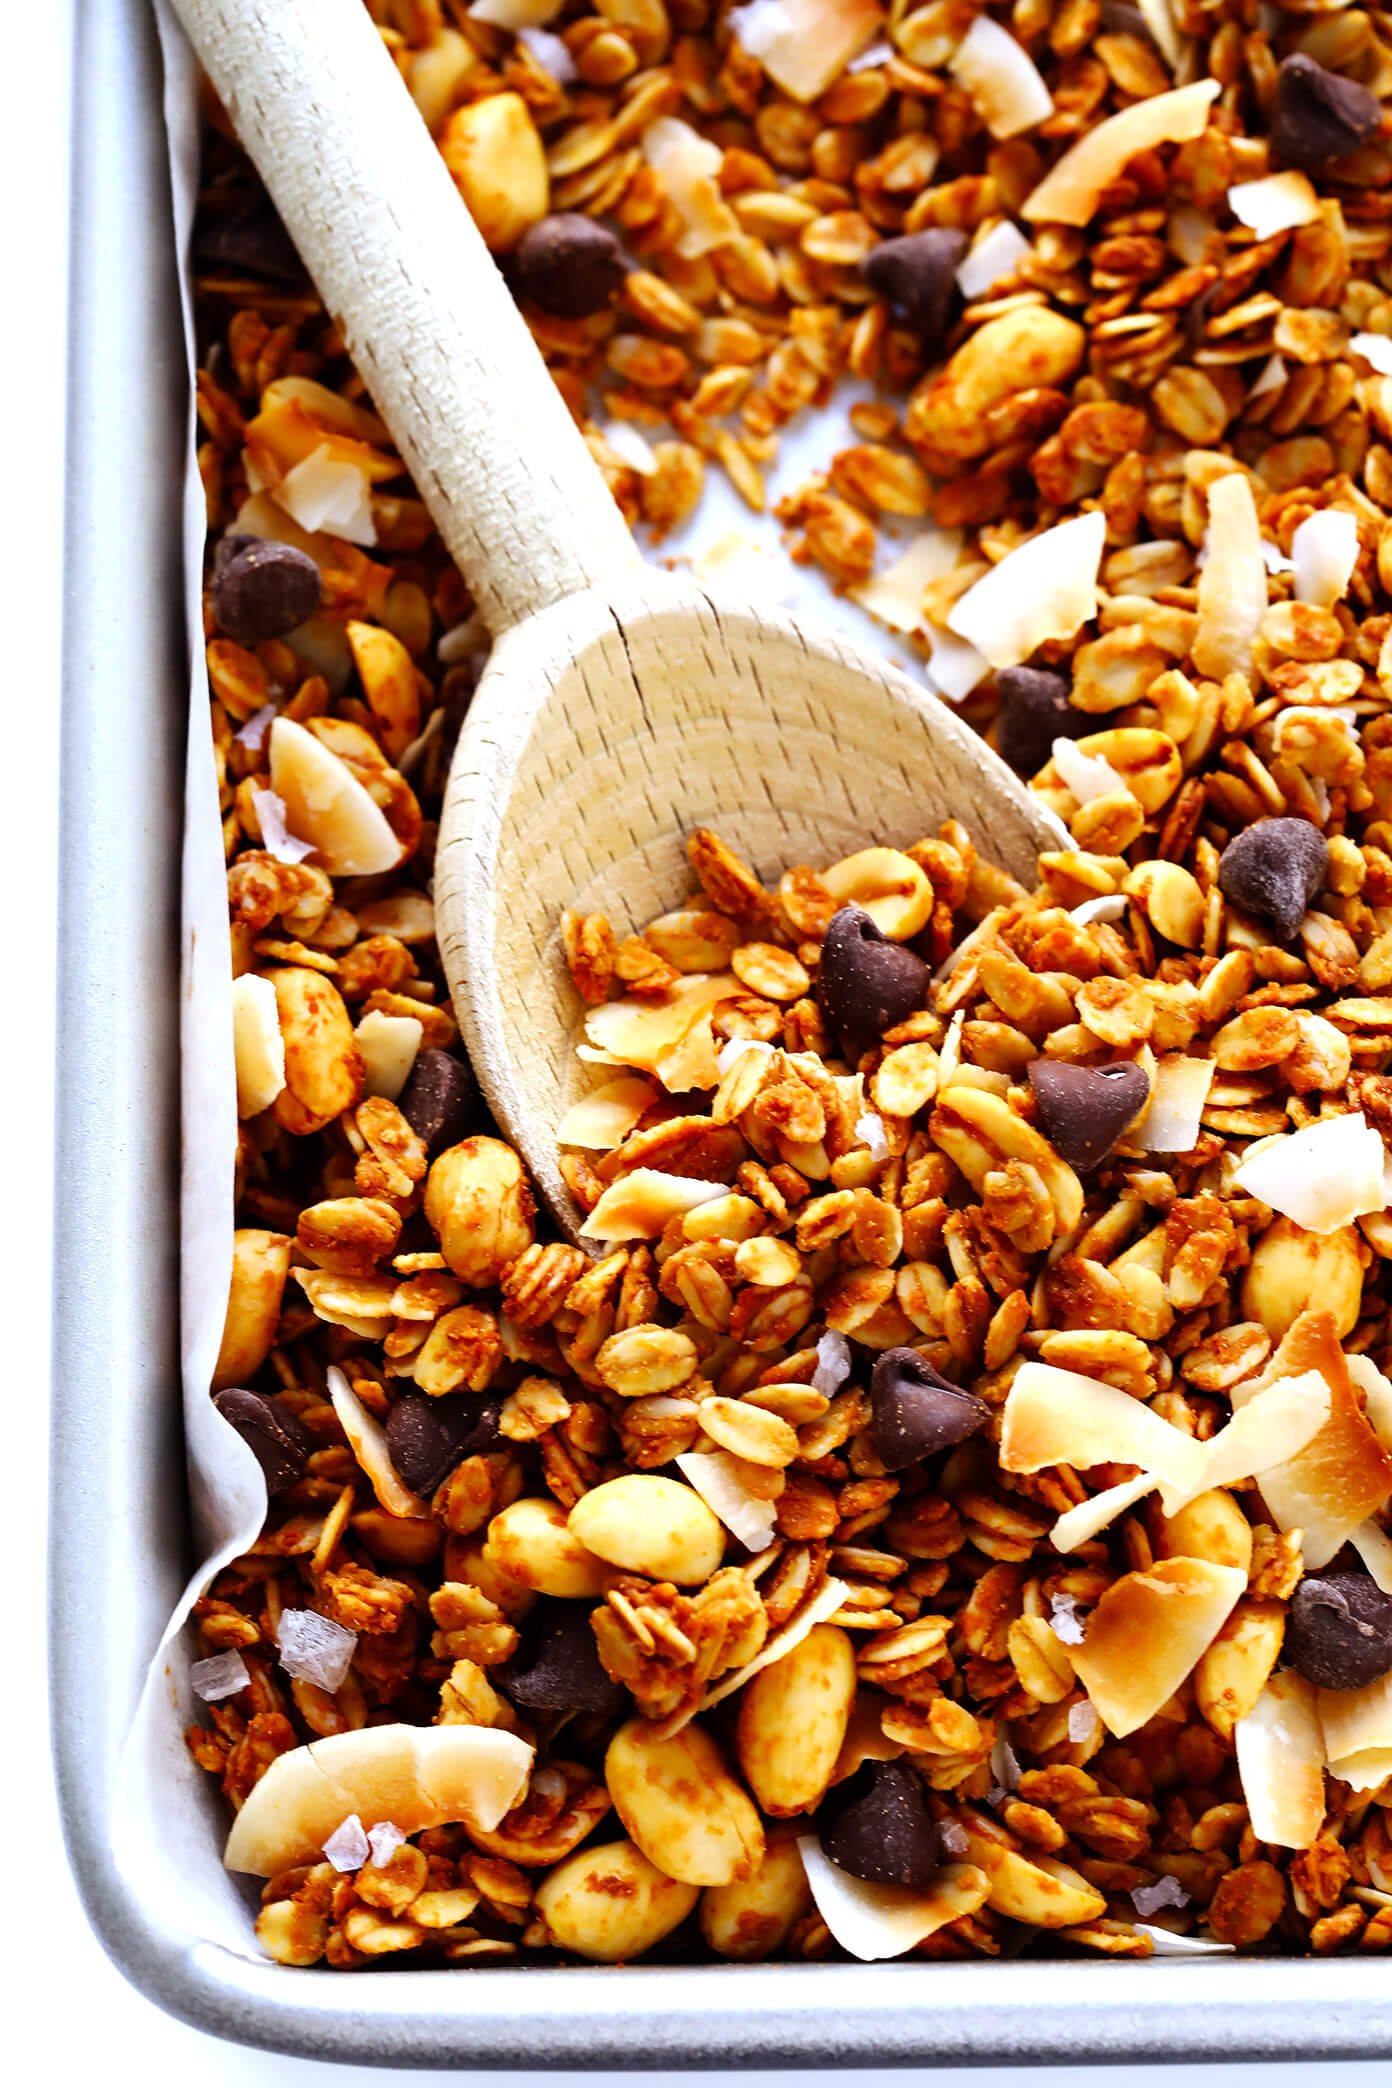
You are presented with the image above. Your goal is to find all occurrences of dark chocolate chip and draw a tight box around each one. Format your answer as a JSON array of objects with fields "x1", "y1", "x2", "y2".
[
  {"x1": 1217, "y1": 816, "x2": 1329, "y2": 941},
  {"x1": 1098, "y1": 2, "x2": 1154, "y2": 42},
  {"x1": 398, "y1": 1048, "x2": 479, "y2": 1157},
  {"x1": 513, "y1": 214, "x2": 629, "y2": 317},
  {"x1": 817, "y1": 905, "x2": 931, "y2": 1058},
  {"x1": 213, "y1": 1387, "x2": 312, "y2": 1494},
  {"x1": 502, "y1": 1599, "x2": 627, "y2": 1719},
  {"x1": 862, "y1": 229, "x2": 968, "y2": 354},
  {"x1": 1271, "y1": 54, "x2": 1380, "y2": 172},
  {"x1": 212, "y1": 539, "x2": 322, "y2": 645},
  {"x1": 820, "y1": 1760, "x2": 940, "y2": 1887},
  {"x1": 1285, "y1": 1567, "x2": 1392, "y2": 1692},
  {"x1": 870, "y1": 1348, "x2": 990, "y2": 1472},
  {"x1": 195, "y1": 194, "x2": 307, "y2": 285},
  {"x1": 994, "y1": 666, "x2": 1087, "y2": 777},
  {"x1": 385, "y1": 1391, "x2": 502, "y2": 1498},
  {"x1": 1028, "y1": 1058, "x2": 1151, "y2": 1172}
]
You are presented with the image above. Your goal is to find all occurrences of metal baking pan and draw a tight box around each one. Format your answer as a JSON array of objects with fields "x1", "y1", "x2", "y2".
[{"x1": 49, "y1": 0, "x2": 1392, "y2": 2063}]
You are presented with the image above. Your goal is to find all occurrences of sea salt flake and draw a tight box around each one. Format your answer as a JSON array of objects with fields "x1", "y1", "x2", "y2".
[
  {"x1": 367, "y1": 1820, "x2": 408, "y2": 1867},
  {"x1": 1049, "y1": 1594, "x2": 1085, "y2": 1645},
  {"x1": 813, "y1": 1328, "x2": 853, "y2": 1397},
  {"x1": 855, "y1": 1112, "x2": 890, "y2": 1163},
  {"x1": 1131, "y1": 1875, "x2": 1190, "y2": 1917},
  {"x1": 991, "y1": 1733, "x2": 1022, "y2": 1791},
  {"x1": 1068, "y1": 1699, "x2": 1100, "y2": 1743},
  {"x1": 277, "y1": 1609, "x2": 358, "y2": 1693},
  {"x1": 251, "y1": 787, "x2": 317, "y2": 866},
  {"x1": 939, "y1": 1820, "x2": 971, "y2": 1857},
  {"x1": 234, "y1": 703, "x2": 277, "y2": 752},
  {"x1": 1351, "y1": 331, "x2": 1392, "y2": 376},
  {"x1": 190, "y1": 1650, "x2": 250, "y2": 1703},
  {"x1": 323, "y1": 1813, "x2": 371, "y2": 1872},
  {"x1": 956, "y1": 220, "x2": 1033, "y2": 301},
  {"x1": 518, "y1": 23, "x2": 576, "y2": 79}
]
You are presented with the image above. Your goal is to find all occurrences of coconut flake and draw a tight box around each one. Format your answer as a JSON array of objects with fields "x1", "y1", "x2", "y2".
[
  {"x1": 797, "y1": 1842, "x2": 990, "y2": 1962},
  {"x1": 1002, "y1": 1361, "x2": 1207, "y2": 1496},
  {"x1": 275, "y1": 446, "x2": 376, "y2": 546},
  {"x1": 580, "y1": 1168, "x2": 727, "y2": 1242},
  {"x1": 956, "y1": 220, "x2": 1033, "y2": 300},
  {"x1": 1194, "y1": 472, "x2": 1266, "y2": 681},
  {"x1": 1250, "y1": 353, "x2": 1288, "y2": 401},
  {"x1": 1051, "y1": 736, "x2": 1129, "y2": 807},
  {"x1": 1351, "y1": 331, "x2": 1392, "y2": 376},
  {"x1": 642, "y1": 116, "x2": 739, "y2": 257},
  {"x1": 1071, "y1": 1559, "x2": 1247, "y2": 1737},
  {"x1": 1068, "y1": 1699, "x2": 1100, "y2": 1743},
  {"x1": 1232, "y1": 1111, "x2": 1386, "y2": 1234},
  {"x1": 251, "y1": 786, "x2": 317, "y2": 866},
  {"x1": 926, "y1": 622, "x2": 992, "y2": 702},
  {"x1": 1349, "y1": 1353, "x2": 1392, "y2": 1455},
  {"x1": 584, "y1": 972, "x2": 738, "y2": 1073},
  {"x1": 1228, "y1": 170, "x2": 1321, "y2": 239},
  {"x1": 1136, "y1": 0, "x2": 1185, "y2": 69},
  {"x1": 1049, "y1": 1593, "x2": 1086, "y2": 1645},
  {"x1": 323, "y1": 1813, "x2": 371, "y2": 1872},
  {"x1": 469, "y1": 0, "x2": 562, "y2": 26},
  {"x1": 235, "y1": 702, "x2": 277, "y2": 752},
  {"x1": 1139, "y1": 1054, "x2": 1215, "y2": 1153},
  {"x1": 1169, "y1": 1369, "x2": 1331, "y2": 1512},
  {"x1": 1135, "y1": 1926, "x2": 1233, "y2": 1956},
  {"x1": 231, "y1": 971, "x2": 286, "y2": 1119},
  {"x1": 947, "y1": 511, "x2": 1106, "y2": 671},
  {"x1": 1052, "y1": 1473, "x2": 1158, "y2": 1553},
  {"x1": 355, "y1": 1009, "x2": 423, "y2": 1103},
  {"x1": 327, "y1": 1364, "x2": 432, "y2": 1520},
  {"x1": 277, "y1": 1609, "x2": 359, "y2": 1694},
  {"x1": 729, "y1": 0, "x2": 883, "y2": 103},
  {"x1": 1320, "y1": 1671, "x2": 1392, "y2": 1792},
  {"x1": 1131, "y1": 1874, "x2": 1190, "y2": 1917},
  {"x1": 855, "y1": 1112, "x2": 890, "y2": 1163},
  {"x1": 850, "y1": 530, "x2": 962, "y2": 634},
  {"x1": 1350, "y1": 1517, "x2": 1392, "y2": 1593},
  {"x1": 1235, "y1": 1671, "x2": 1327, "y2": 1848},
  {"x1": 655, "y1": 1577, "x2": 850, "y2": 1737},
  {"x1": 949, "y1": 17, "x2": 1053, "y2": 139},
  {"x1": 1023, "y1": 79, "x2": 1220, "y2": 226},
  {"x1": 518, "y1": 23, "x2": 576, "y2": 79},
  {"x1": 557, "y1": 1074, "x2": 659, "y2": 1149},
  {"x1": 1292, "y1": 509, "x2": 1360, "y2": 609},
  {"x1": 366, "y1": 1820, "x2": 408, "y2": 1867},
  {"x1": 602, "y1": 422, "x2": 658, "y2": 476},
  {"x1": 1069, "y1": 893, "x2": 1128, "y2": 928},
  {"x1": 675, "y1": 1450, "x2": 778, "y2": 1553},
  {"x1": 814, "y1": 1329, "x2": 853, "y2": 1397},
  {"x1": 716, "y1": 1036, "x2": 776, "y2": 1079},
  {"x1": 191, "y1": 1650, "x2": 251, "y2": 1703}
]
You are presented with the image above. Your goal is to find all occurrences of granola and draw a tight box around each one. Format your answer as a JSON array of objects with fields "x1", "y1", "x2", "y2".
[{"x1": 185, "y1": 0, "x2": 1392, "y2": 1968}]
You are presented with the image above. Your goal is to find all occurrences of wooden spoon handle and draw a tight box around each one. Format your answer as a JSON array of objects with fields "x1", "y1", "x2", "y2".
[{"x1": 170, "y1": 0, "x2": 641, "y2": 634}]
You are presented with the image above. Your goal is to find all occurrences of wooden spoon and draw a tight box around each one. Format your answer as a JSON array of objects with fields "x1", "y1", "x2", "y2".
[{"x1": 174, "y1": 0, "x2": 1066, "y2": 1238}]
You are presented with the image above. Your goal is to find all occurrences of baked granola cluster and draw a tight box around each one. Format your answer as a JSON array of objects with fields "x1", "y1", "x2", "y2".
[{"x1": 186, "y1": 0, "x2": 1392, "y2": 1967}]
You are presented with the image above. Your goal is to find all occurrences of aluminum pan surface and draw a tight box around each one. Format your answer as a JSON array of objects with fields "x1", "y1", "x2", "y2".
[{"x1": 48, "y1": 0, "x2": 1392, "y2": 2062}]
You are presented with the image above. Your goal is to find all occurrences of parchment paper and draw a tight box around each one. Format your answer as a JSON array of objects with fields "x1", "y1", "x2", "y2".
[{"x1": 113, "y1": 2, "x2": 939, "y2": 1957}]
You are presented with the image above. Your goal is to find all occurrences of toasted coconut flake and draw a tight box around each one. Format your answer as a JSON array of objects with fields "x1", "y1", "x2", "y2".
[
  {"x1": 946, "y1": 512, "x2": 1106, "y2": 671},
  {"x1": 1234, "y1": 1311, "x2": 1392, "y2": 1569},
  {"x1": 1071, "y1": 1558, "x2": 1247, "y2": 1737},
  {"x1": 1251, "y1": 353, "x2": 1288, "y2": 400},
  {"x1": 850, "y1": 531, "x2": 962, "y2": 633},
  {"x1": 1001, "y1": 1361, "x2": 1207, "y2": 1495},
  {"x1": 231, "y1": 972, "x2": 286, "y2": 1119},
  {"x1": 275, "y1": 445, "x2": 376, "y2": 546},
  {"x1": 956, "y1": 220, "x2": 1034, "y2": 300},
  {"x1": 1163, "y1": 1371, "x2": 1331, "y2": 1514},
  {"x1": 1194, "y1": 471, "x2": 1266, "y2": 682},
  {"x1": 1229, "y1": 170, "x2": 1321, "y2": 239},
  {"x1": 268, "y1": 716, "x2": 402, "y2": 877},
  {"x1": 1234, "y1": 1671, "x2": 1327, "y2": 1848},
  {"x1": 558, "y1": 1075, "x2": 660, "y2": 1149},
  {"x1": 1136, "y1": 0, "x2": 1185, "y2": 68},
  {"x1": 250, "y1": 787, "x2": 316, "y2": 866},
  {"x1": 655, "y1": 1009, "x2": 722, "y2": 1093},
  {"x1": 1350, "y1": 331, "x2": 1392, "y2": 376},
  {"x1": 1138, "y1": 1054, "x2": 1215, "y2": 1154},
  {"x1": 1022, "y1": 80, "x2": 1220, "y2": 226},
  {"x1": 656, "y1": 1577, "x2": 849, "y2": 1737},
  {"x1": 224, "y1": 1724, "x2": 534, "y2": 1875},
  {"x1": 1069, "y1": 894, "x2": 1129, "y2": 928},
  {"x1": 1051, "y1": 736, "x2": 1130, "y2": 807},
  {"x1": 1232, "y1": 1111, "x2": 1385, "y2": 1234},
  {"x1": 1321, "y1": 1673, "x2": 1392, "y2": 1791},
  {"x1": 1348, "y1": 1352, "x2": 1392, "y2": 1456},
  {"x1": 926, "y1": 622, "x2": 992, "y2": 701},
  {"x1": 675, "y1": 1450, "x2": 777, "y2": 1552},
  {"x1": 469, "y1": 0, "x2": 562, "y2": 23},
  {"x1": 1135, "y1": 1926, "x2": 1233, "y2": 1955},
  {"x1": 729, "y1": 0, "x2": 884, "y2": 104},
  {"x1": 1350, "y1": 1518, "x2": 1392, "y2": 1593},
  {"x1": 1052, "y1": 1473, "x2": 1157, "y2": 1553},
  {"x1": 642, "y1": 117, "x2": 740, "y2": 257},
  {"x1": 327, "y1": 1366, "x2": 431, "y2": 1520},
  {"x1": 949, "y1": 17, "x2": 1053, "y2": 139},
  {"x1": 355, "y1": 1009, "x2": 422, "y2": 1103},
  {"x1": 797, "y1": 1843, "x2": 990, "y2": 1961},
  {"x1": 579, "y1": 1168, "x2": 727, "y2": 1242},
  {"x1": 583, "y1": 973, "x2": 738, "y2": 1073},
  {"x1": 1292, "y1": 510, "x2": 1360, "y2": 609}
]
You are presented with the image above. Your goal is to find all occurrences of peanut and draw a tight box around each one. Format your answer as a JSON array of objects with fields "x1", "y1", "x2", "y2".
[
  {"x1": 482, "y1": 1497, "x2": 609, "y2": 1598},
  {"x1": 270, "y1": 968, "x2": 364, "y2": 1136},
  {"x1": 534, "y1": 1839, "x2": 699, "y2": 1961},
  {"x1": 212, "y1": 1228, "x2": 292, "y2": 1391},
  {"x1": 700, "y1": 1834, "x2": 811, "y2": 1960},
  {"x1": 605, "y1": 1717, "x2": 764, "y2": 1886},
  {"x1": 425, "y1": 1136, "x2": 536, "y2": 1287},
  {"x1": 736, "y1": 1623, "x2": 856, "y2": 1817},
  {"x1": 568, "y1": 1473, "x2": 725, "y2": 1584}
]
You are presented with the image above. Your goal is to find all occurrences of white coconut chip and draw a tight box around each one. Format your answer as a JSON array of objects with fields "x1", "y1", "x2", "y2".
[
  {"x1": 990, "y1": 1732, "x2": 1023, "y2": 1792},
  {"x1": 1051, "y1": 736, "x2": 1130, "y2": 807},
  {"x1": 1320, "y1": 1672, "x2": 1392, "y2": 1793},
  {"x1": 1022, "y1": 80, "x2": 1220, "y2": 227},
  {"x1": 1136, "y1": 0, "x2": 1185, "y2": 69},
  {"x1": 1351, "y1": 331, "x2": 1392, "y2": 376},
  {"x1": 642, "y1": 116, "x2": 739, "y2": 256},
  {"x1": 366, "y1": 1819, "x2": 408, "y2": 1867},
  {"x1": 729, "y1": 0, "x2": 883, "y2": 103},
  {"x1": 949, "y1": 16, "x2": 1053, "y2": 138},
  {"x1": 235, "y1": 702, "x2": 277, "y2": 752},
  {"x1": 190, "y1": 1650, "x2": 251, "y2": 1703},
  {"x1": 715, "y1": 1035, "x2": 776, "y2": 1079},
  {"x1": 1135, "y1": 1926, "x2": 1233, "y2": 1956},
  {"x1": 1292, "y1": 509, "x2": 1360, "y2": 608},
  {"x1": 925, "y1": 622, "x2": 992, "y2": 701},
  {"x1": 956, "y1": 220, "x2": 1034, "y2": 300},
  {"x1": 1138, "y1": 1054, "x2": 1215, "y2": 1153},
  {"x1": 850, "y1": 530, "x2": 962, "y2": 633},
  {"x1": 327, "y1": 1365, "x2": 432, "y2": 1521},
  {"x1": 1350, "y1": 1517, "x2": 1392, "y2": 1593},
  {"x1": 675, "y1": 1450, "x2": 777, "y2": 1553},
  {"x1": 1194, "y1": 471, "x2": 1266, "y2": 680},
  {"x1": 469, "y1": 0, "x2": 562, "y2": 25},
  {"x1": 1250, "y1": 352, "x2": 1288, "y2": 401},
  {"x1": 277, "y1": 1609, "x2": 359, "y2": 1694},
  {"x1": 654, "y1": 1578, "x2": 850, "y2": 1737},
  {"x1": 250, "y1": 787, "x2": 317, "y2": 867},
  {"x1": 556, "y1": 1074, "x2": 659, "y2": 1150},
  {"x1": 813, "y1": 1329, "x2": 853, "y2": 1397},
  {"x1": 231, "y1": 971, "x2": 286, "y2": 1120},
  {"x1": 518, "y1": 23, "x2": 576, "y2": 79},
  {"x1": 855, "y1": 1112, "x2": 890, "y2": 1163},
  {"x1": 579, "y1": 1168, "x2": 727, "y2": 1242},
  {"x1": 602, "y1": 422, "x2": 659, "y2": 476},
  {"x1": 355, "y1": 1009, "x2": 423, "y2": 1103},
  {"x1": 275, "y1": 446, "x2": 376, "y2": 546},
  {"x1": 1131, "y1": 1875, "x2": 1190, "y2": 1917},
  {"x1": 797, "y1": 1842, "x2": 990, "y2": 1962},
  {"x1": 1235, "y1": 1671, "x2": 1327, "y2": 1848},
  {"x1": 323, "y1": 1814, "x2": 371, "y2": 1872},
  {"x1": 1228, "y1": 170, "x2": 1321, "y2": 239},
  {"x1": 1232, "y1": 1110, "x2": 1386, "y2": 1234},
  {"x1": 1069, "y1": 893, "x2": 1129, "y2": 927},
  {"x1": 1348, "y1": 1352, "x2": 1392, "y2": 1455},
  {"x1": 1052, "y1": 1473, "x2": 1157, "y2": 1554},
  {"x1": 1049, "y1": 1593, "x2": 1086, "y2": 1645},
  {"x1": 947, "y1": 511, "x2": 1106, "y2": 671}
]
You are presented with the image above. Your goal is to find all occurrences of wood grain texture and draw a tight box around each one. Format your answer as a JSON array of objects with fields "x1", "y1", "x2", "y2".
[{"x1": 169, "y1": 0, "x2": 640, "y2": 633}]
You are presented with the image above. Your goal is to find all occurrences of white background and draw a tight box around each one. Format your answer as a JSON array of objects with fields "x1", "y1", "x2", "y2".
[{"x1": 7, "y1": 3, "x2": 1389, "y2": 2081}]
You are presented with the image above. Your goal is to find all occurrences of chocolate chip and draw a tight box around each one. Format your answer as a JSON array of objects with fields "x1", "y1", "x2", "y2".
[
  {"x1": 1028, "y1": 1058, "x2": 1150, "y2": 1172},
  {"x1": 994, "y1": 666, "x2": 1087, "y2": 777},
  {"x1": 213, "y1": 1387, "x2": 312, "y2": 1494},
  {"x1": 195, "y1": 194, "x2": 306, "y2": 286},
  {"x1": 1098, "y1": 2, "x2": 1153, "y2": 41},
  {"x1": 870, "y1": 1348, "x2": 990, "y2": 1472},
  {"x1": 385, "y1": 1391, "x2": 502, "y2": 1498},
  {"x1": 1285, "y1": 1567, "x2": 1392, "y2": 1692},
  {"x1": 513, "y1": 214, "x2": 629, "y2": 317},
  {"x1": 502, "y1": 1599, "x2": 627, "y2": 1719},
  {"x1": 1217, "y1": 816, "x2": 1329, "y2": 941},
  {"x1": 211, "y1": 539, "x2": 322, "y2": 645},
  {"x1": 817, "y1": 906, "x2": 931, "y2": 1058},
  {"x1": 398, "y1": 1048, "x2": 478, "y2": 1157},
  {"x1": 1271, "y1": 54, "x2": 1380, "y2": 172},
  {"x1": 819, "y1": 1760, "x2": 940, "y2": 1887},
  {"x1": 862, "y1": 229, "x2": 968, "y2": 354}
]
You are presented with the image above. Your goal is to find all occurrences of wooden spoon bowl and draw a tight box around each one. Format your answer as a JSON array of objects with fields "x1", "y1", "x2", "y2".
[{"x1": 175, "y1": 0, "x2": 1065, "y2": 1239}]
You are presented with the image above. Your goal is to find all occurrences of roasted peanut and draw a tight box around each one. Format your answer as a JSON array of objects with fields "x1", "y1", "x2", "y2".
[
  {"x1": 736, "y1": 1624, "x2": 856, "y2": 1817},
  {"x1": 534, "y1": 1840, "x2": 699, "y2": 1962},
  {"x1": 606, "y1": 1718, "x2": 765, "y2": 1886}
]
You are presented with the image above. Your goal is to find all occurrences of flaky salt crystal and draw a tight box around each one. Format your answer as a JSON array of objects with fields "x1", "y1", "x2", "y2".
[
  {"x1": 367, "y1": 1820, "x2": 408, "y2": 1867},
  {"x1": 191, "y1": 1650, "x2": 250, "y2": 1703},
  {"x1": 277, "y1": 1608, "x2": 358, "y2": 1693},
  {"x1": 855, "y1": 1112, "x2": 890, "y2": 1163},
  {"x1": 1131, "y1": 1875, "x2": 1190, "y2": 1917},
  {"x1": 956, "y1": 221, "x2": 1033, "y2": 301},
  {"x1": 991, "y1": 1733, "x2": 1022, "y2": 1791},
  {"x1": 813, "y1": 1328, "x2": 853, "y2": 1397},
  {"x1": 1068, "y1": 1700, "x2": 1100, "y2": 1743},
  {"x1": 939, "y1": 1820, "x2": 971, "y2": 1857},
  {"x1": 323, "y1": 1813, "x2": 371, "y2": 1872},
  {"x1": 276, "y1": 446, "x2": 376, "y2": 546},
  {"x1": 251, "y1": 787, "x2": 317, "y2": 866},
  {"x1": 235, "y1": 703, "x2": 277, "y2": 752},
  {"x1": 518, "y1": 24, "x2": 576, "y2": 79},
  {"x1": 1049, "y1": 1594, "x2": 1085, "y2": 1646}
]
